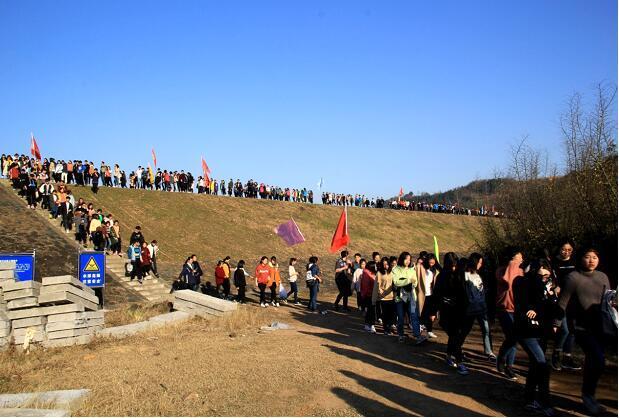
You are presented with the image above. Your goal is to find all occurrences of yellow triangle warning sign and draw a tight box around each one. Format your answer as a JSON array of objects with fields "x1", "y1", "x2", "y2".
[{"x1": 84, "y1": 256, "x2": 100, "y2": 272}]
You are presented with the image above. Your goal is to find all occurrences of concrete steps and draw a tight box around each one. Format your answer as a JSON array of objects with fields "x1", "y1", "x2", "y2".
[{"x1": 3, "y1": 182, "x2": 170, "y2": 304}]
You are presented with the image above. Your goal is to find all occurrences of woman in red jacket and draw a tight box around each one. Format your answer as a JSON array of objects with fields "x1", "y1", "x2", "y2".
[
  {"x1": 360, "y1": 261, "x2": 378, "y2": 333},
  {"x1": 255, "y1": 256, "x2": 271, "y2": 308},
  {"x1": 140, "y1": 241, "x2": 152, "y2": 278},
  {"x1": 215, "y1": 260, "x2": 226, "y2": 297}
]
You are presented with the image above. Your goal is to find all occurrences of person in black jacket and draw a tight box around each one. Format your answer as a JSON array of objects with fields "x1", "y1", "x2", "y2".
[
  {"x1": 234, "y1": 260, "x2": 250, "y2": 303},
  {"x1": 129, "y1": 226, "x2": 145, "y2": 245},
  {"x1": 513, "y1": 258, "x2": 556, "y2": 416},
  {"x1": 434, "y1": 252, "x2": 470, "y2": 375},
  {"x1": 191, "y1": 254, "x2": 203, "y2": 291}
]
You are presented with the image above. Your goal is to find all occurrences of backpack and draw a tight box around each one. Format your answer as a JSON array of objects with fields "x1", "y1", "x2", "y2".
[{"x1": 601, "y1": 287, "x2": 618, "y2": 338}]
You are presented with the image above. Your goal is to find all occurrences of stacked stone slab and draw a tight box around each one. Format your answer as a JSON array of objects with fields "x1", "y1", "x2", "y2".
[
  {"x1": 0, "y1": 264, "x2": 16, "y2": 348},
  {"x1": 173, "y1": 290, "x2": 237, "y2": 317},
  {"x1": 0, "y1": 275, "x2": 105, "y2": 348},
  {"x1": 39, "y1": 276, "x2": 103, "y2": 347}
]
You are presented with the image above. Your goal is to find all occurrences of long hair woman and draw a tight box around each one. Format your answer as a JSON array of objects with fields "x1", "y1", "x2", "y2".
[{"x1": 433, "y1": 252, "x2": 470, "y2": 375}]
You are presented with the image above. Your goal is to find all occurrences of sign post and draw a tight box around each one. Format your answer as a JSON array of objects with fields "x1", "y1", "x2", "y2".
[
  {"x1": 0, "y1": 251, "x2": 36, "y2": 281},
  {"x1": 78, "y1": 251, "x2": 106, "y2": 307}
]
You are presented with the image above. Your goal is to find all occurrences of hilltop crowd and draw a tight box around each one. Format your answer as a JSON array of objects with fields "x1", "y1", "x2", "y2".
[
  {"x1": 171, "y1": 242, "x2": 614, "y2": 417},
  {"x1": 2, "y1": 153, "x2": 498, "y2": 216}
]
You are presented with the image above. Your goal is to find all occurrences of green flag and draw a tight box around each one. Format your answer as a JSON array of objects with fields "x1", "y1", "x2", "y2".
[{"x1": 433, "y1": 235, "x2": 440, "y2": 262}]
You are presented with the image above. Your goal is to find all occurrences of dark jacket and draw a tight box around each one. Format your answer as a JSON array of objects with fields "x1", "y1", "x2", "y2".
[
  {"x1": 434, "y1": 270, "x2": 467, "y2": 332},
  {"x1": 129, "y1": 231, "x2": 144, "y2": 245},
  {"x1": 513, "y1": 275, "x2": 554, "y2": 339}
]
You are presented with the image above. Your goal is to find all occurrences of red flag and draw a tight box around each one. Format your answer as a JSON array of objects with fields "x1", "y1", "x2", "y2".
[
  {"x1": 329, "y1": 207, "x2": 350, "y2": 253},
  {"x1": 399, "y1": 187, "x2": 404, "y2": 197},
  {"x1": 201, "y1": 156, "x2": 211, "y2": 186},
  {"x1": 152, "y1": 148, "x2": 157, "y2": 168},
  {"x1": 30, "y1": 133, "x2": 41, "y2": 160}
]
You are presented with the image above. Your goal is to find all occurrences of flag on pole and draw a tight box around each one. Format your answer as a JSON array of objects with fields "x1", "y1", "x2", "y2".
[
  {"x1": 433, "y1": 235, "x2": 440, "y2": 262},
  {"x1": 398, "y1": 186, "x2": 404, "y2": 201},
  {"x1": 201, "y1": 156, "x2": 211, "y2": 186},
  {"x1": 317, "y1": 177, "x2": 323, "y2": 189},
  {"x1": 329, "y1": 206, "x2": 350, "y2": 253},
  {"x1": 273, "y1": 218, "x2": 306, "y2": 246},
  {"x1": 30, "y1": 133, "x2": 41, "y2": 160},
  {"x1": 152, "y1": 148, "x2": 157, "y2": 168}
]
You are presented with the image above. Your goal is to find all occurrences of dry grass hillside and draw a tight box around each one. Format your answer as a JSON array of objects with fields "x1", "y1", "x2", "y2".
[{"x1": 69, "y1": 186, "x2": 483, "y2": 281}]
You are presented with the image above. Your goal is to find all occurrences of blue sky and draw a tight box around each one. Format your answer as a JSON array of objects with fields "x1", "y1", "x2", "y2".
[{"x1": 0, "y1": 0, "x2": 616, "y2": 197}]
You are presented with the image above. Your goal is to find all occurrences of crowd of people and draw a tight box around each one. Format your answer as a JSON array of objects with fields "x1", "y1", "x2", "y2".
[
  {"x1": 2, "y1": 153, "x2": 499, "y2": 216},
  {"x1": 170, "y1": 242, "x2": 614, "y2": 417}
]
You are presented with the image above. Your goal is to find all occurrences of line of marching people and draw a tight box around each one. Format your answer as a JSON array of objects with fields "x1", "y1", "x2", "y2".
[
  {"x1": 349, "y1": 244, "x2": 615, "y2": 416},
  {"x1": 169, "y1": 244, "x2": 615, "y2": 417}
]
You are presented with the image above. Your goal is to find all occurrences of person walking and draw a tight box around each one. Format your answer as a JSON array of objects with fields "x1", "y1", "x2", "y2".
[
  {"x1": 306, "y1": 256, "x2": 321, "y2": 312},
  {"x1": 333, "y1": 250, "x2": 352, "y2": 311},
  {"x1": 496, "y1": 248, "x2": 524, "y2": 381},
  {"x1": 352, "y1": 258, "x2": 366, "y2": 311},
  {"x1": 433, "y1": 252, "x2": 470, "y2": 375},
  {"x1": 392, "y1": 251, "x2": 425, "y2": 343},
  {"x1": 255, "y1": 257, "x2": 271, "y2": 308},
  {"x1": 222, "y1": 256, "x2": 232, "y2": 300},
  {"x1": 554, "y1": 248, "x2": 613, "y2": 415},
  {"x1": 286, "y1": 258, "x2": 301, "y2": 305},
  {"x1": 360, "y1": 261, "x2": 378, "y2": 332},
  {"x1": 147, "y1": 240, "x2": 159, "y2": 276},
  {"x1": 421, "y1": 254, "x2": 440, "y2": 339},
  {"x1": 233, "y1": 260, "x2": 250, "y2": 303},
  {"x1": 550, "y1": 239, "x2": 580, "y2": 371},
  {"x1": 268, "y1": 256, "x2": 281, "y2": 307},
  {"x1": 513, "y1": 259, "x2": 556, "y2": 416},
  {"x1": 128, "y1": 241, "x2": 143, "y2": 284},
  {"x1": 461, "y1": 253, "x2": 496, "y2": 361},
  {"x1": 374, "y1": 257, "x2": 396, "y2": 336}
]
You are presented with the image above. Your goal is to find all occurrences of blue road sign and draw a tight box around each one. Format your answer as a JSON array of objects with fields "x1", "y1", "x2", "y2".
[
  {"x1": 0, "y1": 252, "x2": 35, "y2": 281},
  {"x1": 78, "y1": 251, "x2": 106, "y2": 288}
]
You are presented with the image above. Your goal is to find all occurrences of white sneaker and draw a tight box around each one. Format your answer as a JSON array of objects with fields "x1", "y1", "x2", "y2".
[
  {"x1": 369, "y1": 325, "x2": 377, "y2": 333},
  {"x1": 427, "y1": 332, "x2": 438, "y2": 339},
  {"x1": 271, "y1": 301, "x2": 276, "y2": 306},
  {"x1": 260, "y1": 303, "x2": 266, "y2": 308},
  {"x1": 276, "y1": 302, "x2": 280, "y2": 307},
  {"x1": 377, "y1": 318, "x2": 383, "y2": 325}
]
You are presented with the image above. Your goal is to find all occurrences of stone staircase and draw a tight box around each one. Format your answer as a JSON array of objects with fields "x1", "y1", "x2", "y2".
[
  {"x1": 2, "y1": 180, "x2": 170, "y2": 303},
  {"x1": 105, "y1": 255, "x2": 169, "y2": 302}
]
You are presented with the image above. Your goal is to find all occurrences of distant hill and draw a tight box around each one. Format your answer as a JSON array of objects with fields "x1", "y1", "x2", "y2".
[{"x1": 401, "y1": 179, "x2": 510, "y2": 209}]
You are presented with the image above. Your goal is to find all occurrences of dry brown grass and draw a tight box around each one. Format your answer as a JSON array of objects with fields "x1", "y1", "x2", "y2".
[{"x1": 104, "y1": 302, "x2": 171, "y2": 327}]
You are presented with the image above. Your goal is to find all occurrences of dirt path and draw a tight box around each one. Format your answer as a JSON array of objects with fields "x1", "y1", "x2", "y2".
[{"x1": 0, "y1": 295, "x2": 616, "y2": 416}]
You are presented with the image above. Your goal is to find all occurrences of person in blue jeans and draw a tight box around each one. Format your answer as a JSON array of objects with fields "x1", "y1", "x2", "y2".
[
  {"x1": 513, "y1": 258, "x2": 556, "y2": 416},
  {"x1": 306, "y1": 256, "x2": 322, "y2": 312},
  {"x1": 462, "y1": 253, "x2": 496, "y2": 361},
  {"x1": 496, "y1": 249, "x2": 524, "y2": 380},
  {"x1": 392, "y1": 252, "x2": 425, "y2": 344}
]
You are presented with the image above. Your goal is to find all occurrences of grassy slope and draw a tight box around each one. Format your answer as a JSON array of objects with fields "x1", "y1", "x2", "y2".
[{"x1": 70, "y1": 186, "x2": 482, "y2": 281}]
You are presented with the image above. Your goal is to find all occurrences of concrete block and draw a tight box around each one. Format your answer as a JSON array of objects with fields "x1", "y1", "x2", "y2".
[
  {"x1": 12, "y1": 333, "x2": 45, "y2": 344},
  {"x1": 7, "y1": 304, "x2": 84, "y2": 320},
  {"x1": 38, "y1": 292, "x2": 98, "y2": 311},
  {"x1": 12, "y1": 316, "x2": 46, "y2": 329},
  {"x1": 0, "y1": 279, "x2": 15, "y2": 289},
  {"x1": 40, "y1": 285, "x2": 98, "y2": 304},
  {"x1": 0, "y1": 389, "x2": 90, "y2": 409},
  {"x1": 47, "y1": 326, "x2": 98, "y2": 340},
  {"x1": 173, "y1": 299, "x2": 224, "y2": 317},
  {"x1": 0, "y1": 261, "x2": 17, "y2": 271},
  {"x1": 46, "y1": 318, "x2": 104, "y2": 332},
  {"x1": 42, "y1": 276, "x2": 95, "y2": 295},
  {"x1": 7, "y1": 297, "x2": 39, "y2": 310},
  {"x1": 0, "y1": 329, "x2": 9, "y2": 338},
  {"x1": 2, "y1": 288, "x2": 39, "y2": 301},
  {"x1": 95, "y1": 321, "x2": 151, "y2": 338},
  {"x1": 47, "y1": 310, "x2": 104, "y2": 323},
  {"x1": 0, "y1": 271, "x2": 14, "y2": 279},
  {"x1": 42, "y1": 334, "x2": 94, "y2": 348},
  {"x1": 174, "y1": 289, "x2": 237, "y2": 312},
  {"x1": 12, "y1": 325, "x2": 45, "y2": 337},
  {"x1": 0, "y1": 408, "x2": 69, "y2": 417},
  {"x1": 2, "y1": 281, "x2": 41, "y2": 292}
]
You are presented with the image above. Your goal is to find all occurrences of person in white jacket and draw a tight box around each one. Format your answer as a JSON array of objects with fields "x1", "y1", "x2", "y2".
[{"x1": 147, "y1": 240, "x2": 160, "y2": 278}]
